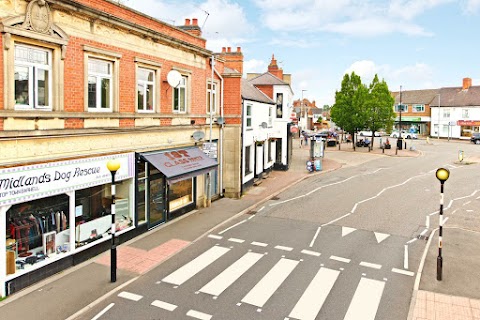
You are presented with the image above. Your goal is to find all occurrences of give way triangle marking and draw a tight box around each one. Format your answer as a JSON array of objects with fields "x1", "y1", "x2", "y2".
[
  {"x1": 342, "y1": 227, "x2": 356, "y2": 237},
  {"x1": 374, "y1": 232, "x2": 390, "y2": 244}
]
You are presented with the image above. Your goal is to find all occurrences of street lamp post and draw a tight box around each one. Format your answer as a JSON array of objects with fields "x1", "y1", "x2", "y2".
[
  {"x1": 107, "y1": 159, "x2": 121, "y2": 283},
  {"x1": 435, "y1": 167, "x2": 450, "y2": 281},
  {"x1": 437, "y1": 94, "x2": 441, "y2": 139},
  {"x1": 399, "y1": 85, "x2": 403, "y2": 140},
  {"x1": 301, "y1": 89, "x2": 307, "y2": 131}
]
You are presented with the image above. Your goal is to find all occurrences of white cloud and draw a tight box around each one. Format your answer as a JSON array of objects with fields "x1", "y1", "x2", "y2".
[
  {"x1": 462, "y1": 0, "x2": 480, "y2": 13},
  {"x1": 243, "y1": 59, "x2": 268, "y2": 75}
]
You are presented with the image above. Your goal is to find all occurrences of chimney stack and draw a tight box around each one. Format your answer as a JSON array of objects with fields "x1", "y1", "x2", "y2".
[
  {"x1": 217, "y1": 45, "x2": 243, "y2": 73},
  {"x1": 268, "y1": 54, "x2": 284, "y2": 80},
  {"x1": 178, "y1": 17, "x2": 202, "y2": 37},
  {"x1": 463, "y1": 77, "x2": 472, "y2": 90}
]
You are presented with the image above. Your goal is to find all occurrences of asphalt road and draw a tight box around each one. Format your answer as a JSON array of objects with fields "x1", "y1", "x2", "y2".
[{"x1": 77, "y1": 139, "x2": 480, "y2": 320}]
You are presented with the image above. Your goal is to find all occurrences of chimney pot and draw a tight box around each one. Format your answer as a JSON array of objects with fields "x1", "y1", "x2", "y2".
[
  {"x1": 227, "y1": 47, "x2": 231, "y2": 52},
  {"x1": 237, "y1": 47, "x2": 241, "y2": 52},
  {"x1": 192, "y1": 18, "x2": 198, "y2": 25},
  {"x1": 222, "y1": 47, "x2": 226, "y2": 52},
  {"x1": 185, "y1": 18, "x2": 191, "y2": 26}
]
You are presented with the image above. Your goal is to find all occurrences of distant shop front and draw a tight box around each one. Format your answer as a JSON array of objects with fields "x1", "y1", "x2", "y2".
[{"x1": 395, "y1": 116, "x2": 430, "y2": 135}]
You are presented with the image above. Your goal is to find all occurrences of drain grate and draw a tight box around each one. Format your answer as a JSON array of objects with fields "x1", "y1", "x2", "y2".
[
  {"x1": 271, "y1": 196, "x2": 280, "y2": 200},
  {"x1": 246, "y1": 210, "x2": 257, "y2": 215}
]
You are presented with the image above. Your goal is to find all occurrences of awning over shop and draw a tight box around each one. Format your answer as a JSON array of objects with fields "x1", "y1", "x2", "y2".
[{"x1": 141, "y1": 147, "x2": 218, "y2": 184}]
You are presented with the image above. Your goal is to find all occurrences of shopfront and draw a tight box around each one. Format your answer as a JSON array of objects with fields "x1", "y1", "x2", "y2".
[
  {"x1": 458, "y1": 120, "x2": 480, "y2": 137},
  {"x1": 1, "y1": 153, "x2": 135, "y2": 297},
  {"x1": 137, "y1": 147, "x2": 218, "y2": 228},
  {"x1": 395, "y1": 116, "x2": 430, "y2": 135}
]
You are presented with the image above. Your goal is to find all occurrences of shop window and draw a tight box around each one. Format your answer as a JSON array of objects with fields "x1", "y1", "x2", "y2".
[
  {"x1": 207, "y1": 82, "x2": 217, "y2": 114},
  {"x1": 137, "y1": 67, "x2": 155, "y2": 112},
  {"x1": 169, "y1": 178, "x2": 193, "y2": 212},
  {"x1": 14, "y1": 44, "x2": 52, "y2": 110},
  {"x1": 173, "y1": 75, "x2": 187, "y2": 113},
  {"x1": 6, "y1": 194, "x2": 69, "y2": 275},
  {"x1": 74, "y1": 181, "x2": 132, "y2": 248}
]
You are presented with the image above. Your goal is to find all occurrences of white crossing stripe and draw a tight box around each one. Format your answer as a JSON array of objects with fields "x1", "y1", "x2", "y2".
[
  {"x1": 162, "y1": 246, "x2": 230, "y2": 286},
  {"x1": 186, "y1": 309, "x2": 212, "y2": 320},
  {"x1": 208, "y1": 234, "x2": 222, "y2": 240},
  {"x1": 274, "y1": 245, "x2": 293, "y2": 251},
  {"x1": 251, "y1": 241, "x2": 268, "y2": 247},
  {"x1": 118, "y1": 291, "x2": 143, "y2": 301},
  {"x1": 343, "y1": 278, "x2": 385, "y2": 320},
  {"x1": 330, "y1": 255, "x2": 351, "y2": 263},
  {"x1": 301, "y1": 249, "x2": 321, "y2": 257},
  {"x1": 289, "y1": 267, "x2": 340, "y2": 320},
  {"x1": 360, "y1": 261, "x2": 382, "y2": 269},
  {"x1": 228, "y1": 238, "x2": 245, "y2": 243},
  {"x1": 200, "y1": 252, "x2": 264, "y2": 296},
  {"x1": 392, "y1": 268, "x2": 415, "y2": 276},
  {"x1": 241, "y1": 258, "x2": 299, "y2": 307},
  {"x1": 151, "y1": 300, "x2": 177, "y2": 311}
]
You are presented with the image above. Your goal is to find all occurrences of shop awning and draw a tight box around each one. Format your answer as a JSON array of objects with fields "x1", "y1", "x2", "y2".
[{"x1": 141, "y1": 147, "x2": 218, "y2": 184}]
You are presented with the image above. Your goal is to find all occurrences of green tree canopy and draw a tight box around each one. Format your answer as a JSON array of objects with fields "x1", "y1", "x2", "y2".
[{"x1": 364, "y1": 74, "x2": 395, "y2": 142}]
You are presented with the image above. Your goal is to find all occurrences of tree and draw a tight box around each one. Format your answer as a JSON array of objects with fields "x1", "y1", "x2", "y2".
[
  {"x1": 364, "y1": 74, "x2": 395, "y2": 147},
  {"x1": 331, "y1": 72, "x2": 368, "y2": 149}
]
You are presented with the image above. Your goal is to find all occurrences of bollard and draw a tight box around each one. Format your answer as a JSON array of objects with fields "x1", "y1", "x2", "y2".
[{"x1": 435, "y1": 168, "x2": 450, "y2": 281}]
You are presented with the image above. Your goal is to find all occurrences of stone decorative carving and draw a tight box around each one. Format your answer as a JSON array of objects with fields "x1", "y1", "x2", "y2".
[{"x1": 21, "y1": 0, "x2": 53, "y2": 35}]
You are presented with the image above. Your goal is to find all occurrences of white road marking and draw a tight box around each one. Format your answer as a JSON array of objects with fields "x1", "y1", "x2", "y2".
[
  {"x1": 208, "y1": 234, "x2": 222, "y2": 240},
  {"x1": 162, "y1": 246, "x2": 230, "y2": 286},
  {"x1": 440, "y1": 217, "x2": 449, "y2": 226},
  {"x1": 392, "y1": 268, "x2": 415, "y2": 276},
  {"x1": 218, "y1": 219, "x2": 247, "y2": 235},
  {"x1": 343, "y1": 278, "x2": 385, "y2": 320},
  {"x1": 374, "y1": 232, "x2": 390, "y2": 244},
  {"x1": 199, "y1": 252, "x2": 264, "y2": 296},
  {"x1": 463, "y1": 201, "x2": 471, "y2": 206},
  {"x1": 186, "y1": 309, "x2": 212, "y2": 320},
  {"x1": 241, "y1": 258, "x2": 299, "y2": 307},
  {"x1": 288, "y1": 267, "x2": 340, "y2": 320},
  {"x1": 426, "y1": 215, "x2": 430, "y2": 228},
  {"x1": 248, "y1": 215, "x2": 255, "y2": 220},
  {"x1": 151, "y1": 300, "x2": 177, "y2": 311},
  {"x1": 342, "y1": 227, "x2": 356, "y2": 237},
  {"x1": 91, "y1": 303, "x2": 115, "y2": 320},
  {"x1": 309, "y1": 227, "x2": 321, "y2": 247},
  {"x1": 228, "y1": 238, "x2": 245, "y2": 243},
  {"x1": 275, "y1": 245, "x2": 293, "y2": 251},
  {"x1": 360, "y1": 262, "x2": 382, "y2": 270},
  {"x1": 404, "y1": 245, "x2": 409, "y2": 269},
  {"x1": 118, "y1": 291, "x2": 143, "y2": 301},
  {"x1": 322, "y1": 213, "x2": 351, "y2": 226},
  {"x1": 251, "y1": 241, "x2": 268, "y2": 247},
  {"x1": 258, "y1": 206, "x2": 265, "y2": 212},
  {"x1": 301, "y1": 249, "x2": 321, "y2": 257},
  {"x1": 330, "y1": 255, "x2": 351, "y2": 263}
]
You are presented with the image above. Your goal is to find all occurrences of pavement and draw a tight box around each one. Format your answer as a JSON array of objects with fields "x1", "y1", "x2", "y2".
[{"x1": 1, "y1": 137, "x2": 479, "y2": 320}]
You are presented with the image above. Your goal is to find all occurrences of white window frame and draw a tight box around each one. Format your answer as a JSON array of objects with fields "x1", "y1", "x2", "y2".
[
  {"x1": 268, "y1": 106, "x2": 273, "y2": 126},
  {"x1": 412, "y1": 104, "x2": 424, "y2": 112},
  {"x1": 245, "y1": 145, "x2": 253, "y2": 175},
  {"x1": 207, "y1": 81, "x2": 217, "y2": 114},
  {"x1": 246, "y1": 104, "x2": 252, "y2": 128},
  {"x1": 173, "y1": 75, "x2": 188, "y2": 113},
  {"x1": 462, "y1": 109, "x2": 469, "y2": 118},
  {"x1": 137, "y1": 67, "x2": 156, "y2": 112},
  {"x1": 14, "y1": 44, "x2": 53, "y2": 110},
  {"x1": 395, "y1": 104, "x2": 408, "y2": 112},
  {"x1": 443, "y1": 108, "x2": 450, "y2": 118},
  {"x1": 87, "y1": 58, "x2": 113, "y2": 112}
]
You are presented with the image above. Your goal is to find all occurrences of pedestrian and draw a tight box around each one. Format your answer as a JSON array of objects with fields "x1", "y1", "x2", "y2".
[{"x1": 304, "y1": 134, "x2": 308, "y2": 147}]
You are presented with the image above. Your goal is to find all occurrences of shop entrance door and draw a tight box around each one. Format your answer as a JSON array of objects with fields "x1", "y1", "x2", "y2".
[{"x1": 148, "y1": 174, "x2": 166, "y2": 228}]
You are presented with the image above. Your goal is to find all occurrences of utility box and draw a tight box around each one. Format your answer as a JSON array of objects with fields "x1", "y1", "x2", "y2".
[{"x1": 397, "y1": 139, "x2": 403, "y2": 150}]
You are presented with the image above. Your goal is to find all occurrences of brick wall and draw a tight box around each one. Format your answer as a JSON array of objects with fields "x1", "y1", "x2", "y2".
[
  {"x1": 64, "y1": 118, "x2": 84, "y2": 129},
  {"x1": 254, "y1": 85, "x2": 274, "y2": 100},
  {"x1": 119, "y1": 119, "x2": 134, "y2": 127}
]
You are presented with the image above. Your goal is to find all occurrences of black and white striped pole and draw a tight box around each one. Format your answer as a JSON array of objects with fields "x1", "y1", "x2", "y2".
[
  {"x1": 107, "y1": 159, "x2": 121, "y2": 283},
  {"x1": 435, "y1": 167, "x2": 450, "y2": 281}
]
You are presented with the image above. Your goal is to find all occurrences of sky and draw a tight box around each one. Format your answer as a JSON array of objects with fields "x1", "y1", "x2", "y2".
[{"x1": 121, "y1": 0, "x2": 480, "y2": 107}]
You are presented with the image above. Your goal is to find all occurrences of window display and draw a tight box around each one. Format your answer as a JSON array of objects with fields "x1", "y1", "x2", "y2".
[
  {"x1": 74, "y1": 181, "x2": 132, "y2": 248},
  {"x1": 5, "y1": 194, "x2": 69, "y2": 275},
  {"x1": 169, "y1": 178, "x2": 193, "y2": 212}
]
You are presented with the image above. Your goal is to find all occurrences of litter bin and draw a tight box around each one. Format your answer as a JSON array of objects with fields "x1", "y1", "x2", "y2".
[{"x1": 397, "y1": 139, "x2": 403, "y2": 150}]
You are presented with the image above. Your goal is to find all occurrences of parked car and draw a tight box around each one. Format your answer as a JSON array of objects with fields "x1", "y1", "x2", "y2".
[
  {"x1": 358, "y1": 130, "x2": 381, "y2": 137},
  {"x1": 471, "y1": 132, "x2": 480, "y2": 144},
  {"x1": 390, "y1": 130, "x2": 417, "y2": 139}
]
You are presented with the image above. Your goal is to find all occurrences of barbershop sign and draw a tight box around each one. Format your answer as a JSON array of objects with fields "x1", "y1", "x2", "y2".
[{"x1": 0, "y1": 153, "x2": 134, "y2": 206}]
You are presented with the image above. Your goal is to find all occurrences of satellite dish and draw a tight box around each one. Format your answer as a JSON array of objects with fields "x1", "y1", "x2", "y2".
[
  {"x1": 167, "y1": 70, "x2": 182, "y2": 88},
  {"x1": 261, "y1": 122, "x2": 268, "y2": 129},
  {"x1": 192, "y1": 131, "x2": 205, "y2": 142},
  {"x1": 216, "y1": 117, "x2": 225, "y2": 125}
]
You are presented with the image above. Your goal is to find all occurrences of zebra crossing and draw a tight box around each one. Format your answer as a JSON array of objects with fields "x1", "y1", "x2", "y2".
[{"x1": 155, "y1": 244, "x2": 401, "y2": 320}]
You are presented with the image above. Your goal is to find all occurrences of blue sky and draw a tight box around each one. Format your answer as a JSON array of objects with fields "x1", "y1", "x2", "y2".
[{"x1": 123, "y1": 0, "x2": 480, "y2": 107}]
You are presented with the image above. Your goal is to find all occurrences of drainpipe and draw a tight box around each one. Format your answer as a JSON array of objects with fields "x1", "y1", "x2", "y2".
[{"x1": 213, "y1": 60, "x2": 224, "y2": 197}]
